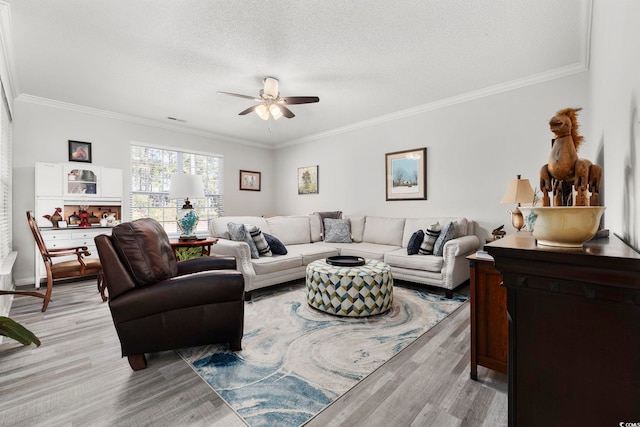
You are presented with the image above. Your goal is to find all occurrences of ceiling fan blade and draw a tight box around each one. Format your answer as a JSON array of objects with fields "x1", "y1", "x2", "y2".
[
  {"x1": 238, "y1": 105, "x2": 259, "y2": 115},
  {"x1": 217, "y1": 91, "x2": 259, "y2": 101},
  {"x1": 279, "y1": 105, "x2": 295, "y2": 119},
  {"x1": 281, "y1": 96, "x2": 320, "y2": 105}
]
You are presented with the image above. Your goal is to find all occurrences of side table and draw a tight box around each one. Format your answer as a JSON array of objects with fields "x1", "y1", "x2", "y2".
[
  {"x1": 169, "y1": 237, "x2": 217, "y2": 261},
  {"x1": 467, "y1": 253, "x2": 507, "y2": 380}
]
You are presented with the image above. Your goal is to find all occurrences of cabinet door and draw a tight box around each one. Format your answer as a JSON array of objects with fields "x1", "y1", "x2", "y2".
[
  {"x1": 35, "y1": 197, "x2": 65, "y2": 228},
  {"x1": 35, "y1": 162, "x2": 63, "y2": 197},
  {"x1": 101, "y1": 168, "x2": 123, "y2": 198},
  {"x1": 63, "y1": 163, "x2": 101, "y2": 197}
]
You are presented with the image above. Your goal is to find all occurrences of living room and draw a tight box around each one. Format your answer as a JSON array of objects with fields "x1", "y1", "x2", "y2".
[{"x1": 1, "y1": 0, "x2": 639, "y2": 425}]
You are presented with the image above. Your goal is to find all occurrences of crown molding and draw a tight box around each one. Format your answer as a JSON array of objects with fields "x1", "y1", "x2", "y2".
[
  {"x1": 278, "y1": 1, "x2": 594, "y2": 149},
  {"x1": 15, "y1": 93, "x2": 273, "y2": 149},
  {"x1": 277, "y1": 62, "x2": 589, "y2": 149}
]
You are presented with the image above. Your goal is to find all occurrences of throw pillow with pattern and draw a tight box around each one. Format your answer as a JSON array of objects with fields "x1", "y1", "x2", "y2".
[
  {"x1": 419, "y1": 222, "x2": 441, "y2": 255},
  {"x1": 263, "y1": 233, "x2": 287, "y2": 255},
  {"x1": 227, "y1": 222, "x2": 260, "y2": 259},
  {"x1": 323, "y1": 218, "x2": 352, "y2": 243},
  {"x1": 433, "y1": 221, "x2": 458, "y2": 256},
  {"x1": 244, "y1": 224, "x2": 272, "y2": 257},
  {"x1": 407, "y1": 229, "x2": 424, "y2": 255}
]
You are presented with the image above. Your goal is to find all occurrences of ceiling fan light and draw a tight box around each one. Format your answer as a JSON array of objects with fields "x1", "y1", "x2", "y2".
[
  {"x1": 255, "y1": 104, "x2": 269, "y2": 120},
  {"x1": 269, "y1": 104, "x2": 283, "y2": 120}
]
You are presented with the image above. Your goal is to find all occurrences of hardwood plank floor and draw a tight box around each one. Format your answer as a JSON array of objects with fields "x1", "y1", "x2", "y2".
[{"x1": 0, "y1": 280, "x2": 506, "y2": 426}]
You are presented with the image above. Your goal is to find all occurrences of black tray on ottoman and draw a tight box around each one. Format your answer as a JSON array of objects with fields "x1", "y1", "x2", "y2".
[{"x1": 326, "y1": 255, "x2": 366, "y2": 267}]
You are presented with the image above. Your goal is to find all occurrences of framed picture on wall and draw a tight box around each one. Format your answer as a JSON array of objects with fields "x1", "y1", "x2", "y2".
[
  {"x1": 239, "y1": 170, "x2": 261, "y2": 191},
  {"x1": 298, "y1": 165, "x2": 318, "y2": 194},
  {"x1": 68, "y1": 140, "x2": 92, "y2": 163},
  {"x1": 385, "y1": 147, "x2": 427, "y2": 201}
]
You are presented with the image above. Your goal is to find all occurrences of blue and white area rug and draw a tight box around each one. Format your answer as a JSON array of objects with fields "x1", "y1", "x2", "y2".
[{"x1": 178, "y1": 284, "x2": 467, "y2": 426}]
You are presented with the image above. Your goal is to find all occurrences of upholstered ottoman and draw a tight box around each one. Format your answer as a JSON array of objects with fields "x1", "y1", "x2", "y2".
[{"x1": 306, "y1": 259, "x2": 393, "y2": 316}]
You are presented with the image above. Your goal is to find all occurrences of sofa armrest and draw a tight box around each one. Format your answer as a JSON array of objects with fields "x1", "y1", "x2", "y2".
[
  {"x1": 443, "y1": 235, "x2": 480, "y2": 257},
  {"x1": 208, "y1": 239, "x2": 256, "y2": 288}
]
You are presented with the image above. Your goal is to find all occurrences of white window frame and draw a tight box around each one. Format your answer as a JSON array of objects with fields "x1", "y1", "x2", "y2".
[{"x1": 129, "y1": 143, "x2": 223, "y2": 236}]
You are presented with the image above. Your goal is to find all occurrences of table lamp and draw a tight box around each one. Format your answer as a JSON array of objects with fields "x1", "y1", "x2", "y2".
[
  {"x1": 168, "y1": 173, "x2": 205, "y2": 240},
  {"x1": 500, "y1": 174, "x2": 535, "y2": 231}
]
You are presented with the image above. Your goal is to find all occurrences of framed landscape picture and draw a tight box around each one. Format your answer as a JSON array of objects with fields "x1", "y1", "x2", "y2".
[
  {"x1": 298, "y1": 165, "x2": 318, "y2": 194},
  {"x1": 68, "y1": 140, "x2": 92, "y2": 163},
  {"x1": 385, "y1": 147, "x2": 427, "y2": 201},
  {"x1": 239, "y1": 170, "x2": 261, "y2": 191}
]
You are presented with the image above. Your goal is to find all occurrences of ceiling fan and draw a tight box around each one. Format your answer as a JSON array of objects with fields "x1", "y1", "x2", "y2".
[{"x1": 218, "y1": 77, "x2": 319, "y2": 120}]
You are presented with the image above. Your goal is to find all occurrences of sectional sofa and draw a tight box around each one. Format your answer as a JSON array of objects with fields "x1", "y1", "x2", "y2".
[{"x1": 208, "y1": 214, "x2": 480, "y2": 299}]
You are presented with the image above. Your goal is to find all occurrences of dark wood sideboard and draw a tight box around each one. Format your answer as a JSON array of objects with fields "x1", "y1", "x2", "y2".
[
  {"x1": 485, "y1": 233, "x2": 640, "y2": 427},
  {"x1": 467, "y1": 253, "x2": 507, "y2": 380}
]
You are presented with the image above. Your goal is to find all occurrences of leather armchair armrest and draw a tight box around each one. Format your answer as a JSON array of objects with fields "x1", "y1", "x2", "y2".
[
  {"x1": 177, "y1": 256, "x2": 237, "y2": 276},
  {"x1": 110, "y1": 270, "x2": 245, "y2": 323}
]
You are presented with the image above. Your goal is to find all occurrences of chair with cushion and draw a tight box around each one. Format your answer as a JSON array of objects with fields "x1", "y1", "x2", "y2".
[
  {"x1": 27, "y1": 210, "x2": 103, "y2": 312},
  {"x1": 94, "y1": 218, "x2": 244, "y2": 371}
]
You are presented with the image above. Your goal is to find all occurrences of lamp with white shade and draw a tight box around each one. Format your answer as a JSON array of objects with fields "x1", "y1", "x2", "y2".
[
  {"x1": 500, "y1": 174, "x2": 535, "y2": 231},
  {"x1": 168, "y1": 173, "x2": 205, "y2": 241}
]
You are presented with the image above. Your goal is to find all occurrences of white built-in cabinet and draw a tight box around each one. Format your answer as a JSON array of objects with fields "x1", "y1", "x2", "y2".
[{"x1": 33, "y1": 162, "x2": 124, "y2": 286}]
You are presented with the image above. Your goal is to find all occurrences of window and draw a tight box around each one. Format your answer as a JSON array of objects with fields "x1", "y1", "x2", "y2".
[
  {"x1": 0, "y1": 87, "x2": 12, "y2": 261},
  {"x1": 130, "y1": 144, "x2": 223, "y2": 234}
]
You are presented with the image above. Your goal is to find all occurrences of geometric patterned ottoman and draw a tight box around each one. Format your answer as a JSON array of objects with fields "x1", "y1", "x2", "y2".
[{"x1": 306, "y1": 259, "x2": 393, "y2": 317}]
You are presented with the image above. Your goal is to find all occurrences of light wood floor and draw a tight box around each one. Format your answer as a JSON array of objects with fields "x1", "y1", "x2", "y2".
[{"x1": 0, "y1": 280, "x2": 507, "y2": 427}]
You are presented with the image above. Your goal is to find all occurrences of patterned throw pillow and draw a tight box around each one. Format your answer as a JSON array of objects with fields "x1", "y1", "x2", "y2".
[
  {"x1": 315, "y1": 211, "x2": 343, "y2": 239},
  {"x1": 433, "y1": 221, "x2": 458, "y2": 256},
  {"x1": 227, "y1": 222, "x2": 260, "y2": 259},
  {"x1": 323, "y1": 218, "x2": 352, "y2": 243},
  {"x1": 244, "y1": 224, "x2": 272, "y2": 257},
  {"x1": 419, "y1": 222, "x2": 441, "y2": 255},
  {"x1": 263, "y1": 233, "x2": 287, "y2": 255},
  {"x1": 407, "y1": 230, "x2": 424, "y2": 255}
]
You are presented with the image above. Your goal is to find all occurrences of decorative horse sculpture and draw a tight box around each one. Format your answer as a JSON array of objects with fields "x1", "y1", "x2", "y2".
[{"x1": 539, "y1": 107, "x2": 602, "y2": 206}]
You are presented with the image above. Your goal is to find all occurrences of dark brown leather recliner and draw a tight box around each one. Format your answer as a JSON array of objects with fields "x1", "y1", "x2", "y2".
[{"x1": 95, "y1": 218, "x2": 244, "y2": 371}]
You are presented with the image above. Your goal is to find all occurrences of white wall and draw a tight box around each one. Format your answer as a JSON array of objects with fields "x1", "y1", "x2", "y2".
[
  {"x1": 12, "y1": 100, "x2": 274, "y2": 284},
  {"x1": 274, "y1": 73, "x2": 591, "y2": 240},
  {"x1": 587, "y1": 0, "x2": 640, "y2": 251}
]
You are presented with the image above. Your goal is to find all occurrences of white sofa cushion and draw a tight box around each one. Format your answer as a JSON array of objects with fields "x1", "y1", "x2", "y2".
[
  {"x1": 309, "y1": 214, "x2": 322, "y2": 242},
  {"x1": 345, "y1": 215, "x2": 366, "y2": 242},
  {"x1": 384, "y1": 247, "x2": 444, "y2": 272},
  {"x1": 296, "y1": 243, "x2": 339, "y2": 265},
  {"x1": 325, "y1": 242, "x2": 401, "y2": 261},
  {"x1": 266, "y1": 215, "x2": 311, "y2": 245},
  {"x1": 362, "y1": 216, "x2": 405, "y2": 246},
  {"x1": 251, "y1": 252, "x2": 302, "y2": 275},
  {"x1": 210, "y1": 216, "x2": 269, "y2": 239}
]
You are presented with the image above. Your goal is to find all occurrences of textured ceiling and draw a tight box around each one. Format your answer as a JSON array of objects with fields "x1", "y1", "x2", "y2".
[{"x1": 5, "y1": 0, "x2": 590, "y2": 148}]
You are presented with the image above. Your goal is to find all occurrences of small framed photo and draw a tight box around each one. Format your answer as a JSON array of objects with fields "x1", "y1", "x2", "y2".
[
  {"x1": 68, "y1": 140, "x2": 92, "y2": 163},
  {"x1": 385, "y1": 147, "x2": 427, "y2": 201},
  {"x1": 298, "y1": 165, "x2": 319, "y2": 194},
  {"x1": 239, "y1": 170, "x2": 261, "y2": 191}
]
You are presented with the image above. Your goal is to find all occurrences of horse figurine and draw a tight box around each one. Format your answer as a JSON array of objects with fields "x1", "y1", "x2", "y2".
[{"x1": 539, "y1": 107, "x2": 602, "y2": 206}]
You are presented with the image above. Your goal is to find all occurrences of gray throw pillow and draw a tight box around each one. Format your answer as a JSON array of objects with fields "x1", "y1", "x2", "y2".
[
  {"x1": 433, "y1": 221, "x2": 458, "y2": 257},
  {"x1": 419, "y1": 222, "x2": 441, "y2": 255},
  {"x1": 228, "y1": 222, "x2": 260, "y2": 259},
  {"x1": 315, "y1": 211, "x2": 343, "y2": 238},
  {"x1": 323, "y1": 218, "x2": 352, "y2": 243}
]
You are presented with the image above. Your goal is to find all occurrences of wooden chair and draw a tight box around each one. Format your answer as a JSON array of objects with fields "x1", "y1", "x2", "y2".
[{"x1": 27, "y1": 211, "x2": 103, "y2": 312}]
